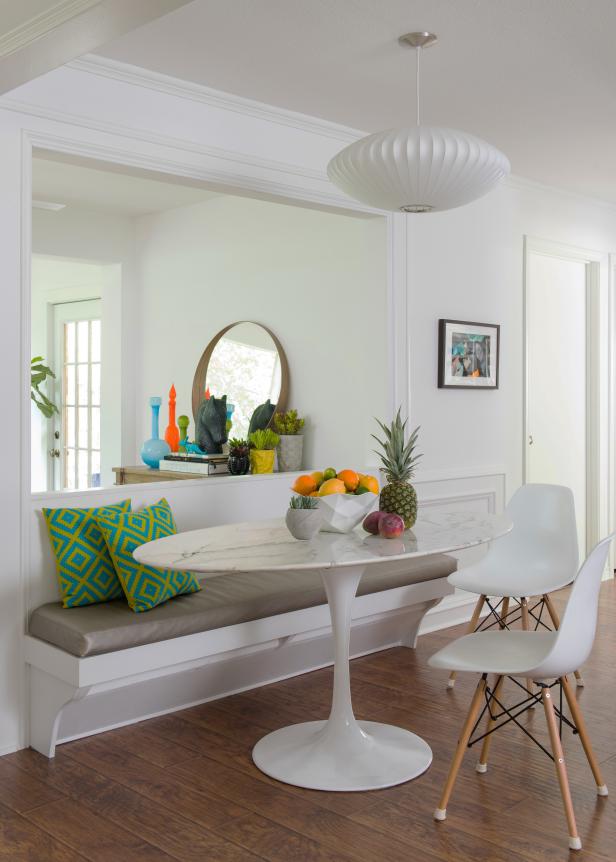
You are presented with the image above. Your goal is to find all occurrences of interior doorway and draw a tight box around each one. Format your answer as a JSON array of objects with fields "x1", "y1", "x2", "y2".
[{"x1": 524, "y1": 237, "x2": 609, "y2": 561}]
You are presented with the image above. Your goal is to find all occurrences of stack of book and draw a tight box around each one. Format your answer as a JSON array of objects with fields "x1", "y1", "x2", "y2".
[{"x1": 161, "y1": 453, "x2": 229, "y2": 476}]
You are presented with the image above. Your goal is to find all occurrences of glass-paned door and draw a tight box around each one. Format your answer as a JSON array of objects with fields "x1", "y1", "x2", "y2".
[{"x1": 52, "y1": 300, "x2": 102, "y2": 490}]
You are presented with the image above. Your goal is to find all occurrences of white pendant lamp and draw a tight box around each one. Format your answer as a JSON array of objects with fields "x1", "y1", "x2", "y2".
[{"x1": 327, "y1": 32, "x2": 510, "y2": 213}]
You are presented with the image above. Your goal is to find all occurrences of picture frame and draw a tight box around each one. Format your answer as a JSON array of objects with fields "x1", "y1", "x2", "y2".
[{"x1": 438, "y1": 319, "x2": 500, "y2": 389}]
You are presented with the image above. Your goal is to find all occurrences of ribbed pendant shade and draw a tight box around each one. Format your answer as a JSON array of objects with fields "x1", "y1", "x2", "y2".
[
  {"x1": 327, "y1": 31, "x2": 510, "y2": 213},
  {"x1": 327, "y1": 125, "x2": 510, "y2": 213}
]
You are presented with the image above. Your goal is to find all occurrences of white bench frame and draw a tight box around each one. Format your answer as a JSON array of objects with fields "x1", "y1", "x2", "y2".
[{"x1": 25, "y1": 576, "x2": 453, "y2": 757}]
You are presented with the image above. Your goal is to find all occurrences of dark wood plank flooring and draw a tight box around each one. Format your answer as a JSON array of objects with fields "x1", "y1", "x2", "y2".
[{"x1": 2, "y1": 581, "x2": 615, "y2": 861}]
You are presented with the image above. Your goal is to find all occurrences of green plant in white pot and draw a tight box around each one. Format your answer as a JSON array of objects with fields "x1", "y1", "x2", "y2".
[
  {"x1": 273, "y1": 409, "x2": 305, "y2": 472},
  {"x1": 285, "y1": 494, "x2": 322, "y2": 540}
]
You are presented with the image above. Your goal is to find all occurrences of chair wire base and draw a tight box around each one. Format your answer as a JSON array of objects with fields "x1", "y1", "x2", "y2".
[{"x1": 468, "y1": 676, "x2": 577, "y2": 760}]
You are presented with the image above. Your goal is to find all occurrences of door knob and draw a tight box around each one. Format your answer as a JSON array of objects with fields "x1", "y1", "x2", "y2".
[{"x1": 528, "y1": 435, "x2": 534, "y2": 446}]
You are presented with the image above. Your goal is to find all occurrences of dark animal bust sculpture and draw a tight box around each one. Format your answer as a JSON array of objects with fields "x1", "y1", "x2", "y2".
[
  {"x1": 196, "y1": 395, "x2": 228, "y2": 454},
  {"x1": 248, "y1": 399, "x2": 276, "y2": 437}
]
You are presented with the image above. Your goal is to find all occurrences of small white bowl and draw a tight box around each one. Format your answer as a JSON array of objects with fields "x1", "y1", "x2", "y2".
[{"x1": 317, "y1": 492, "x2": 378, "y2": 533}]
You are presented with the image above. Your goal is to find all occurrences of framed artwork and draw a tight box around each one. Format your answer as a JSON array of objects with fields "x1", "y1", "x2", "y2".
[{"x1": 438, "y1": 319, "x2": 500, "y2": 389}]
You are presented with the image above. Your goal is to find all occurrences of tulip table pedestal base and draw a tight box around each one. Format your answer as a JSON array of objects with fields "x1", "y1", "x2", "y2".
[
  {"x1": 252, "y1": 564, "x2": 433, "y2": 791},
  {"x1": 252, "y1": 718, "x2": 432, "y2": 792}
]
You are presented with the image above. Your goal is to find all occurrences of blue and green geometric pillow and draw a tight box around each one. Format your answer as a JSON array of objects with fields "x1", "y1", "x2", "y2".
[
  {"x1": 43, "y1": 500, "x2": 131, "y2": 608},
  {"x1": 96, "y1": 498, "x2": 201, "y2": 613}
]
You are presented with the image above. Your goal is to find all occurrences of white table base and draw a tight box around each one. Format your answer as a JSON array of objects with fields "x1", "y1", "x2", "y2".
[
  {"x1": 252, "y1": 564, "x2": 433, "y2": 791},
  {"x1": 252, "y1": 718, "x2": 432, "y2": 791}
]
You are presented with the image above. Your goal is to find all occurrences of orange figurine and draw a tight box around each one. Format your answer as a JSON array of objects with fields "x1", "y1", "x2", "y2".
[{"x1": 164, "y1": 384, "x2": 180, "y2": 452}]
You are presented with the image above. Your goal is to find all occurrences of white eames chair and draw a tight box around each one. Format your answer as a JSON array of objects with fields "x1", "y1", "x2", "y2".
[
  {"x1": 429, "y1": 534, "x2": 613, "y2": 851},
  {"x1": 447, "y1": 484, "x2": 581, "y2": 691}
]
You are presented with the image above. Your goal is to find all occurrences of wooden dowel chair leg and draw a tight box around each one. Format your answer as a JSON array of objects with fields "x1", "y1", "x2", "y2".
[
  {"x1": 561, "y1": 676, "x2": 608, "y2": 796},
  {"x1": 448, "y1": 595, "x2": 486, "y2": 689},
  {"x1": 435, "y1": 674, "x2": 487, "y2": 821},
  {"x1": 541, "y1": 685, "x2": 581, "y2": 851},
  {"x1": 498, "y1": 596, "x2": 510, "y2": 629},
  {"x1": 544, "y1": 594, "x2": 584, "y2": 686},
  {"x1": 476, "y1": 675, "x2": 504, "y2": 773},
  {"x1": 520, "y1": 598, "x2": 534, "y2": 700}
]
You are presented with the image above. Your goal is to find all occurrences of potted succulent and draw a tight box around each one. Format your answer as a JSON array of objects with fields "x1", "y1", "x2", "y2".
[
  {"x1": 285, "y1": 494, "x2": 322, "y2": 540},
  {"x1": 248, "y1": 428, "x2": 280, "y2": 474},
  {"x1": 227, "y1": 438, "x2": 250, "y2": 475},
  {"x1": 272, "y1": 409, "x2": 305, "y2": 472}
]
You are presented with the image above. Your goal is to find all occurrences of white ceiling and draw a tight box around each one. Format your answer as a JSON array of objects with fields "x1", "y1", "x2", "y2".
[
  {"x1": 95, "y1": 0, "x2": 616, "y2": 203},
  {"x1": 32, "y1": 156, "x2": 219, "y2": 216}
]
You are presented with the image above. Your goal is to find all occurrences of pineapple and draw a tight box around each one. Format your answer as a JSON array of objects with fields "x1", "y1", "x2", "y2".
[{"x1": 372, "y1": 410, "x2": 422, "y2": 528}]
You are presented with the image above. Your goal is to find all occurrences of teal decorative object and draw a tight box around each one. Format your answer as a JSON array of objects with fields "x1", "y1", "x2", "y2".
[{"x1": 141, "y1": 397, "x2": 171, "y2": 469}]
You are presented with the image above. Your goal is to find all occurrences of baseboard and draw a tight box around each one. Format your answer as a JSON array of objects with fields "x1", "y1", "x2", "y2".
[{"x1": 0, "y1": 742, "x2": 20, "y2": 757}]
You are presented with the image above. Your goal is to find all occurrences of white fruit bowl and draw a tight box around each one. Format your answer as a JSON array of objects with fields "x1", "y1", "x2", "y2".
[{"x1": 317, "y1": 492, "x2": 378, "y2": 533}]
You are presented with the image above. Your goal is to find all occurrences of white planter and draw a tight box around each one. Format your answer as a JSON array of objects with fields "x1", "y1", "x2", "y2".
[
  {"x1": 285, "y1": 508, "x2": 322, "y2": 540},
  {"x1": 277, "y1": 435, "x2": 304, "y2": 472}
]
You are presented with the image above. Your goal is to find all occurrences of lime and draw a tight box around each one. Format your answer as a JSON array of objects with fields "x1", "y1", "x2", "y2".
[{"x1": 323, "y1": 467, "x2": 337, "y2": 481}]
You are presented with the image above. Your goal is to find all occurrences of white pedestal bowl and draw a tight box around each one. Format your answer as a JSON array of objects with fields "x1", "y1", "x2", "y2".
[{"x1": 317, "y1": 492, "x2": 378, "y2": 533}]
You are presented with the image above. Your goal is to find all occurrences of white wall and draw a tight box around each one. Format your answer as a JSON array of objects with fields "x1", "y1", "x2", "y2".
[
  {"x1": 135, "y1": 195, "x2": 387, "y2": 469},
  {"x1": 408, "y1": 179, "x2": 616, "y2": 499}
]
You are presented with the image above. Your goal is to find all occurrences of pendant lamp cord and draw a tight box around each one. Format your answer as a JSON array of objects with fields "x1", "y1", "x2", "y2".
[{"x1": 416, "y1": 46, "x2": 421, "y2": 126}]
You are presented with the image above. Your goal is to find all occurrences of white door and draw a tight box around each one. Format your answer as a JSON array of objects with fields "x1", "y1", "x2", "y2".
[
  {"x1": 525, "y1": 251, "x2": 588, "y2": 556},
  {"x1": 51, "y1": 300, "x2": 102, "y2": 491}
]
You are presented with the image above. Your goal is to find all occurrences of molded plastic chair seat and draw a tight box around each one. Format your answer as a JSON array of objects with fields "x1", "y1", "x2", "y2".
[
  {"x1": 449, "y1": 484, "x2": 579, "y2": 598},
  {"x1": 430, "y1": 535, "x2": 614, "y2": 852},
  {"x1": 446, "y1": 484, "x2": 581, "y2": 690},
  {"x1": 447, "y1": 555, "x2": 575, "y2": 598},
  {"x1": 429, "y1": 630, "x2": 557, "y2": 678}
]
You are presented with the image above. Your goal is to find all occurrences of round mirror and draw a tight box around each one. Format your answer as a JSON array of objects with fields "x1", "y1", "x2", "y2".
[{"x1": 192, "y1": 322, "x2": 289, "y2": 440}]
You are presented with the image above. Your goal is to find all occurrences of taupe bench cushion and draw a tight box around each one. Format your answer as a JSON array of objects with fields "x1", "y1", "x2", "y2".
[{"x1": 29, "y1": 554, "x2": 456, "y2": 657}]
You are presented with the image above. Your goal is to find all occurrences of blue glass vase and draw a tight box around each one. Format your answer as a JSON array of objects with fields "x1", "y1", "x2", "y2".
[{"x1": 141, "y1": 396, "x2": 171, "y2": 469}]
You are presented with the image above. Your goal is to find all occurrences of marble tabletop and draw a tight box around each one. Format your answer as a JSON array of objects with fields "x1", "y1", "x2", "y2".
[{"x1": 133, "y1": 510, "x2": 512, "y2": 575}]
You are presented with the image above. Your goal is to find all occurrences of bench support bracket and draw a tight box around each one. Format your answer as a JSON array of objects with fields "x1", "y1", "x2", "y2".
[{"x1": 29, "y1": 666, "x2": 90, "y2": 758}]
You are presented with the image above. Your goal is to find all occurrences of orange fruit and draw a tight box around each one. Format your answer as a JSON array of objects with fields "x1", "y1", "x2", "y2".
[
  {"x1": 337, "y1": 469, "x2": 360, "y2": 492},
  {"x1": 318, "y1": 478, "x2": 346, "y2": 496},
  {"x1": 308, "y1": 491, "x2": 319, "y2": 497},
  {"x1": 292, "y1": 474, "x2": 317, "y2": 495},
  {"x1": 358, "y1": 474, "x2": 379, "y2": 494},
  {"x1": 311, "y1": 470, "x2": 324, "y2": 489}
]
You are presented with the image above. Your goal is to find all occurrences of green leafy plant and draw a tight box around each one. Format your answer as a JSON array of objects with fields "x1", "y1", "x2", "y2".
[
  {"x1": 229, "y1": 438, "x2": 249, "y2": 457},
  {"x1": 273, "y1": 409, "x2": 305, "y2": 436},
  {"x1": 249, "y1": 428, "x2": 280, "y2": 450},
  {"x1": 289, "y1": 494, "x2": 319, "y2": 510},
  {"x1": 31, "y1": 356, "x2": 59, "y2": 418}
]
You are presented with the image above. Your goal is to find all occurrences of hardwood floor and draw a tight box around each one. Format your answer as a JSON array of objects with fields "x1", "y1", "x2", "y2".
[{"x1": 2, "y1": 581, "x2": 615, "y2": 861}]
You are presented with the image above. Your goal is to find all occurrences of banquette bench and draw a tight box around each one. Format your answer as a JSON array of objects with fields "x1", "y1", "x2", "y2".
[{"x1": 24, "y1": 477, "x2": 456, "y2": 758}]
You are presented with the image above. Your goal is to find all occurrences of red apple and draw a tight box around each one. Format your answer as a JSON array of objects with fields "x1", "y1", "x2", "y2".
[
  {"x1": 362, "y1": 510, "x2": 385, "y2": 535},
  {"x1": 379, "y1": 513, "x2": 405, "y2": 538}
]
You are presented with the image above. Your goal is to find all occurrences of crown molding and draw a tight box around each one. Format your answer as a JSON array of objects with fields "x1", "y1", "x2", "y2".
[
  {"x1": 505, "y1": 173, "x2": 616, "y2": 214},
  {"x1": 68, "y1": 53, "x2": 364, "y2": 145},
  {"x1": 0, "y1": 0, "x2": 101, "y2": 59}
]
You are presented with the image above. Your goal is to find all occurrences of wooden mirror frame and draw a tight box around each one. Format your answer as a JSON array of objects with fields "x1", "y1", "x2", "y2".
[{"x1": 191, "y1": 321, "x2": 290, "y2": 427}]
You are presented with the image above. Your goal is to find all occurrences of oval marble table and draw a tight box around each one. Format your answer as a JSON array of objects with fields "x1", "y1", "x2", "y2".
[{"x1": 134, "y1": 510, "x2": 511, "y2": 792}]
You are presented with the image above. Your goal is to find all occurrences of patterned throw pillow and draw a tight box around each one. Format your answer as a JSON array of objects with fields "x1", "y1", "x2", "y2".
[
  {"x1": 43, "y1": 500, "x2": 131, "y2": 607},
  {"x1": 96, "y1": 498, "x2": 201, "y2": 613}
]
